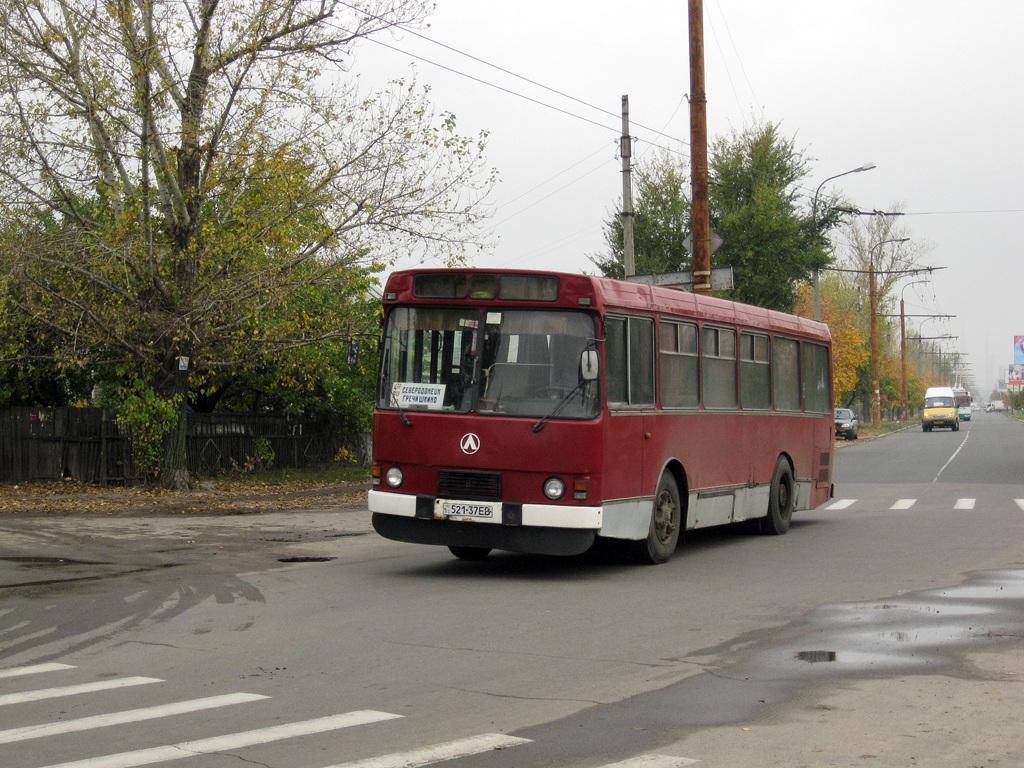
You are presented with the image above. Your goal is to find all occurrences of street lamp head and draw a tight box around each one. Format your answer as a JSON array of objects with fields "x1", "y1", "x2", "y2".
[{"x1": 854, "y1": 163, "x2": 877, "y2": 172}]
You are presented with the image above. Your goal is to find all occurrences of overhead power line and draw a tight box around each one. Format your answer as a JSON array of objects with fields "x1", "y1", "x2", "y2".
[{"x1": 338, "y1": 0, "x2": 689, "y2": 149}]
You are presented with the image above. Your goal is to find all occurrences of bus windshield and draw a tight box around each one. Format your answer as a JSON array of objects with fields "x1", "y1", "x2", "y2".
[{"x1": 378, "y1": 307, "x2": 599, "y2": 419}]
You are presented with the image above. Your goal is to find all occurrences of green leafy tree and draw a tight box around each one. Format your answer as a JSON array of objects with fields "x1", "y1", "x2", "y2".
[
  {"x1": 594, "y1": 123, "x2": 833, "y2": 311},
  {"x1": 709, "y1": 123, "x2": 828, "y2": 310},
  {"x1": 591, "y1": 150, "x2": 690, "y2": 278},
  {"x1": 0, "y1": 0, "x2": 495, "y2": 487}
]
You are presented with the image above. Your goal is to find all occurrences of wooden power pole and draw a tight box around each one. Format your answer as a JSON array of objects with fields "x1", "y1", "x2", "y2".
[{"x1": 688, "y1": 0, "x2": 711, "y2": 294}]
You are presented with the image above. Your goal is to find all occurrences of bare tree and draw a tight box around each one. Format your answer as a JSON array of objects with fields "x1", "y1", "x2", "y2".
[{"x1": 0, "y1": 0, "x2": 495, "y2": 487}]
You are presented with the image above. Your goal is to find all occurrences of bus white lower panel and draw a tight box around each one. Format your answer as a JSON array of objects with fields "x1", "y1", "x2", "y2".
[
  {"x1": 369, "y1": 489, "x2": 416, "y2": 517},
  {"x1": 368, "y1": 490, "x2": 602, "y2": 530},
  {"x1": 599, "y1": 498, "x2": 652, "y2": 540},
  {"x1": 521, "y1": 504, "x2": 602, "y2": 529},
  {"x1": 731, "y1": 486, "x2": 771, "y2": 523}
]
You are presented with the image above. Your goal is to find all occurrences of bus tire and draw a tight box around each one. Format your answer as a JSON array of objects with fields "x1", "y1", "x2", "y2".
[
  {"x1": 631, "y1": 473, "x2": 682, "y2": 564},
  {"x1": 448, "y1": 546, "x2": 491, "y2": 560},
  {"x1": 761, "y1": 458, "x2": 794, "y2": 536}
]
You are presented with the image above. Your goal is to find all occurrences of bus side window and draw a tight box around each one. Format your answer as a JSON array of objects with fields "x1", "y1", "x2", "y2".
[
  {"x1": 703, "y1": 326, "x2": 737, "y2": 409},
  {"x1": 773, "y1": 337, "x2": 800, "y2": 411},
  {"x1": 801, "y1": 342, "x2": 831, "y2": 413},
  {"x1": 660, "y1": 320, "x2": 699, "y2": 408},
  {"x1": 740, "y1": 332, "x2": 771, "y2": 410},
  {"x1": 606, "y1": 316, "x2": 653, "y2": 406}
]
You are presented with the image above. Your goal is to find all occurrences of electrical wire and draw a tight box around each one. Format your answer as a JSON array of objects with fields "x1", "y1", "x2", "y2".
[
  {"x1": 490, "y1": 156, "x2": 614, "y2": 228},
  {"x1": 495, "y1": 142, "x2": 614, "y2": 211},
  {"x1": 336, "y1": 0, "x2": 689, "y2": 148}
]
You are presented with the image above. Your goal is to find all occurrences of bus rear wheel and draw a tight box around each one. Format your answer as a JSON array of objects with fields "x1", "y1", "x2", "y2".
[
  {"x1": 631, "y1": 473, "x2": 682, "y2": 564},
  {"x1": 761, "y1": 458, "x2": 794, "y2": 536},
  {"x1": 448, "y1": 546, "x2": 491, "y2": 560}
]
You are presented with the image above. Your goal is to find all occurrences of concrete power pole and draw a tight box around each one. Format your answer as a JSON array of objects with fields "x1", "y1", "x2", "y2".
[
  {"x1": 620, "y1": 95, "x2": 636, "y2": 278},
  {"x1": 688, "y1": 0, "x2": 711, "y2": 294}
]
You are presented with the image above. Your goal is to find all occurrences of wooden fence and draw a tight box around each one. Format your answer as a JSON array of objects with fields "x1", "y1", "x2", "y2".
[{"x1": 0, "y1": 407, "x2": 342, "y2": 484}]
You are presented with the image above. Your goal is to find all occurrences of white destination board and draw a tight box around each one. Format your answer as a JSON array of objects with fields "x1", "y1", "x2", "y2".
[{"x1": 390, "y1": 382, "x2": 447, "y2": 410}]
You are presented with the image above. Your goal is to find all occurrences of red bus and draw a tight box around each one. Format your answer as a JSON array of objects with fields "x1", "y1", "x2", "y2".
[{"x1": 369, "y1": 268, "x2": 833, "y2": 563}]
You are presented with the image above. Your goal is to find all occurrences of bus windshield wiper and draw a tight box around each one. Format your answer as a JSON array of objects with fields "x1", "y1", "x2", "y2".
[{"x1": 531, "y1": 381, "x2": 585, "y2": 433}]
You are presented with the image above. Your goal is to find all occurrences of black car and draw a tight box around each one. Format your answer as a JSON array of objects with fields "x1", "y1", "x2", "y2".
[{"x1": 834, "y1": 408, "x2": 859, "y2": 440}]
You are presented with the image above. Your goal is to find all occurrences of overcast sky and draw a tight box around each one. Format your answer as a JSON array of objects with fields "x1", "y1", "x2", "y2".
[{"x1": 352, "y1": 0, "x2": 1023, "y2": 397}]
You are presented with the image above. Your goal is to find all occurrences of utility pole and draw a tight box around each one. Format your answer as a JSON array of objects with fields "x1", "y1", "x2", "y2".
[
  {"x1": 869, "y1": 260, "x2": 879, "y2": 426},
  {"x1": 620, "y1": 95, "x2": 635, "y2": 278},
  {"x1": 688, "y1": 0, "x2": 711, "y2": 294},
  {"x1": 881, "y1": 310, "x2": 955, "y2": 421}
]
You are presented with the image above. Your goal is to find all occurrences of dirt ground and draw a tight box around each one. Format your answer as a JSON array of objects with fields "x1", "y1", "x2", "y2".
[{"x1": 0, "y1": 476, "x2": 370, "y2": 516}]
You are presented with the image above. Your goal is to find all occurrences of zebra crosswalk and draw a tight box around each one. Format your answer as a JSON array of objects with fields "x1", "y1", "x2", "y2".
[
  {"x1": 824, "y1": 497, "x2": 1024, "y2": 512},
  {"x1": 0, "y1": 662, "x2": 699, "y2": 768}
]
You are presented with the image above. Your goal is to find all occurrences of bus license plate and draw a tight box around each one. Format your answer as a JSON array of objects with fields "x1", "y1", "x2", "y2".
[{"x1": 438, "y1": 501, "x2": 498, "y2": 522}]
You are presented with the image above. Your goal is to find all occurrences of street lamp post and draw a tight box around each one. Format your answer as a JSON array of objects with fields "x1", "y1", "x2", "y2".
[
  {"x1": 868, "y1": 237, "x2": 910, "y2": 426},
  {"x1": 811, "y1": 163, "x2": 876, "y2": 320}
]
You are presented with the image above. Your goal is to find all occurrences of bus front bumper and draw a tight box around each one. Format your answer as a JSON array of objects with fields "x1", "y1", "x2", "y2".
[{"x1": 368, "y1": 490, "x2": 603, "y2": 556}]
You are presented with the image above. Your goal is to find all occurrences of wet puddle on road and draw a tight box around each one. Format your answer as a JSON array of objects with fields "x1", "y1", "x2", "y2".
[
  {"x1": 507, "y1": 567, "x2": 1024, "y2": 760},
  {"x1": 753, "y1": 568, "x2": 1024, "y2": 680}
]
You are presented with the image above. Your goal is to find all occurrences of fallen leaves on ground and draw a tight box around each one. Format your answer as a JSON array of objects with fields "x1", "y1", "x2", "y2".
[{"x1": 0, "y1": 476, "x2": 370, "y2": 516}]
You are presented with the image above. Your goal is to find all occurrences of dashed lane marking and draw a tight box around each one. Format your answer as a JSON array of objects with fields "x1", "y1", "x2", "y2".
[
  {"x1": 0, "y1": 692, "x2": 269, "y2": 745},
  {"x1": 0, "y1": 663, "x2": 75, "y2": 680},
  {"x1": 596, "y1": 755, "x2": 700, "y2": 767},
  {"x1": 890, "y1": 499, "x2": 917, "y2": 510},
  {"x1": 0, "y1": 677, "x2": 161, "y2": 707},
  {"x1": 954, "y1": 498, "x2": 976, "y2": 510},
  {"x1": 321, "y1": 733, "x2": 532, "y2": 768},
  {"x1": 825, "y1": 499, "x2": 857, "y2": 510},
  {"x1": 35, "y1": 711, "x2": 403, "y2": 768},
  {"x1": 1016, "y1": 499, "x2": 1024, "y2": 512}
]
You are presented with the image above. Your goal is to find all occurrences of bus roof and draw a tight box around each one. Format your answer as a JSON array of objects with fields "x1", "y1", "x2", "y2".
[{"x1": 383, "y1": 268, "x2": 831, "y2": 342}]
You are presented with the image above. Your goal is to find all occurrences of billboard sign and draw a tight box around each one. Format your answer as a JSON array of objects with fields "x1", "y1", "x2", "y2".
[
  {"x1": 1015, "y1": 336, "x2": 1024, "y2": 365},
  {"x1": 1010, "y1": 364, "x2": 1024, "y2": 386}
]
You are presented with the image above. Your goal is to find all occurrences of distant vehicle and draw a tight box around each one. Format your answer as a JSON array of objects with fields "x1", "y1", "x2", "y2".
[
  {"x1": 834, "y1": 408, "x2": 859, "y2": 440},
  {"x1": 958, "y1": 405, "x2": 972, "y2": 421},
  {"x1": 985, "y1": 402, "x2": 993, "y2": 412},
  {"x1": 922, "y1": 386, "x2": 959, "y2": 432},
  {"x1": 990, "y1": 399, "x2": 1006, "y2": 412}
]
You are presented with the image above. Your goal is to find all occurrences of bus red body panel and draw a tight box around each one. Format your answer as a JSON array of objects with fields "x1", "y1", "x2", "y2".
[{"x1": 369, "y1": 268, "x2": 834, "y2": 560}]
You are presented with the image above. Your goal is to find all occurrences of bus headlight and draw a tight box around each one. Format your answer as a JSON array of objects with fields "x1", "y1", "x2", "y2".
[
  {"x1": 385, "y1": 467, "x2": 404, "y2": 488},
  {"x1": 543, "y1": 477, "x2": 565, "y2": 500}
]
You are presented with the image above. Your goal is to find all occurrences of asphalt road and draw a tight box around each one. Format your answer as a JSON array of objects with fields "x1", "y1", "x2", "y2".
[{"x1": 2, "y1": 411, "x2": 1024, "y2": 767}]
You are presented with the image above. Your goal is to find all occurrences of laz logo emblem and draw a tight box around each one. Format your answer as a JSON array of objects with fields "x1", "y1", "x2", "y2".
[{"x1": 460, "y1": 433, "x2": 481, "y2": 455}]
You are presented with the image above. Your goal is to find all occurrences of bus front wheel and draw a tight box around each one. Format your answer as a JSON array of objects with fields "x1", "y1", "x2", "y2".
[
  {"x1": 761, "y1": 458, "x2": 794, "y2": 536},
  {"x1": 448, "y1": 546, "x2": 492, "y2": 560},
  {"x1": 631, "y1": 473, "x2": 682, "y2": 564}
]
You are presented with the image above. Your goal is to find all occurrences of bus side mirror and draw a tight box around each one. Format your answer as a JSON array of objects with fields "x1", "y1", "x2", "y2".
[{"x1": 580, "y1": 350, "x2": 599, "y2": 381}]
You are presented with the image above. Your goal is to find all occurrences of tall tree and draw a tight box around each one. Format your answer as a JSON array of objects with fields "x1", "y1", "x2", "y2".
[
  {"x1": 709, "y1": 123, "x2": 827, "y2": 310},
  {"x1": 594, "y1": 122, "x2": 834, "y2": 311},
  {"x1": 0, "y1": 0, "x2": 495, "y2": 486},
  {"x1": 793, "y1": 275, "x2": 867, "y2": 406},
  {"x1": 591, "y1": 150, "x2": 689, "y2": 278}
]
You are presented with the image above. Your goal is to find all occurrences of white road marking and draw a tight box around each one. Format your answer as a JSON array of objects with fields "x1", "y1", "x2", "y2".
[
  {"x1": 0, "y1": 677, "x2": 161, "y2": 707},
  {"x1": 0, "y1": 692, "x2": 269, "y2": 745},
  {"x1": 932, "y1": 432, "x2": 970, "y2": 483},
  {"x1": 1015, "y1": 499, "x2": 1024, "y2": 512},
  {"x1": 596, "y1": 755, "x2": 700, "y2": 767},
  {"x1": 825, "y1": 499, "x2": 857, "y2": 510},
  {"x1": 0, "y1": 662, "x2": 75, "y2": 679},
  {"x1": 954, "y1": 498, "x2": 976, "y2": 510},
  {"x1": 36, "y1": 711, "x2": 403, "y2": 768},
  {"x1": 322, "y1": 733, "x2": 532, "y2": 768},
  {"x1": 890, "y1": 499, "x2": 917, "y2": 510}
]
